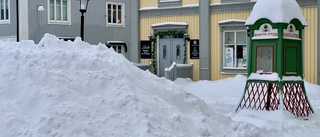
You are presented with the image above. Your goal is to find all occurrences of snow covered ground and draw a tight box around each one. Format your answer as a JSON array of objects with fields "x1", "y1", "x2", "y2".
[{"x1": 0, "y1": 34, "x2": 320, "y2": 137}]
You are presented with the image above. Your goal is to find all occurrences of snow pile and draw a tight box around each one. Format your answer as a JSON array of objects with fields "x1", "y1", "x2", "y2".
[
  {"x1": 0, "y1": 34, "x2": 237, "y2": 137},
  {"x1": 246, "y1": 0, "x2": 307, "y2": 25},
  {"x1": 2, "y1": 34, "x2": 320, "y2": 137},
  {"x1": 180, "y1": 75, "x2": 320, "y2": 137},
  {"x1": 176, "y1": 75, "x2": 247, "y2": 105}
]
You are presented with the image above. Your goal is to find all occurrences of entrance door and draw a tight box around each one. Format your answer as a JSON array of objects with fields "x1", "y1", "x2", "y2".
[
  {"x1": 159, "y1": 39, "x2": 185, "y2": 77},
  {"x1": 284, "y1": 46, "x2": 298, "y2": 75}
]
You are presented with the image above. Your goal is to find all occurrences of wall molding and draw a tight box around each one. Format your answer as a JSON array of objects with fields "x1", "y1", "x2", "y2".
[
  {"x1": 140, "y1": 0, "x2": 316, "y2": 18},
  {"x1": 140, "y1": 6, "x2": 198, "y2": 17}
]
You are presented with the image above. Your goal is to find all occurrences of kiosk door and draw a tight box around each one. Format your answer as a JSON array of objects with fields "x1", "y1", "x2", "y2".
[{"x1": 284, "y1": 46, "x2": 298, "y2": 75}]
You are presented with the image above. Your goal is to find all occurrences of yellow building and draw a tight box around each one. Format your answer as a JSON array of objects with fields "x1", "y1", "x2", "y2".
[{"x1": 139, "y1": 0, "x2": 318, "y2": 84}]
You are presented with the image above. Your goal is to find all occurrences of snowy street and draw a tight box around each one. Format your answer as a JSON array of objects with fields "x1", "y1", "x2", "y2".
[{"x1": 0, "y1": 34, "x2": 320, "y2": 137}]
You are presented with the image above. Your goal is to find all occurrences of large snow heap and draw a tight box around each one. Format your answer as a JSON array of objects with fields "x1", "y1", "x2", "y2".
[{"x1": 0, "y1": 34, "x2": 237, "y2": 137}]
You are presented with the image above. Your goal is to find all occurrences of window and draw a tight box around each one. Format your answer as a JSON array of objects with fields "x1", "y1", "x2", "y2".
[
  {"x1": 0, "y1": 0, "x2": 9, "y2": 23},
  {"x1": 256, "y1": 46, "x2": 273, "y2": 73},
  {"x1": 219, "y1": 20, "x2": 248, "y2": 74},
  {"x1": 223, "y1": 31, "x2": 247, "y2": 69},
  {"x1": 106, "y1": 2, "x2": 124, "y2": 27},
  {"x1": 48, "y1": 0, "x2": 70, "y2": 25},
  {"x1": 106, "y1": 41, "x2": 127, "y2": 56},
  {"x1": 112, "y1": 45, "x2": 126, "y2": 56}
]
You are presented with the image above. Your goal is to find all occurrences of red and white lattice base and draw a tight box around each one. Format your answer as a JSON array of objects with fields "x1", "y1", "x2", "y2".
[{"x1": 237, "y1": 80, "x2": 313, "y2": 118}]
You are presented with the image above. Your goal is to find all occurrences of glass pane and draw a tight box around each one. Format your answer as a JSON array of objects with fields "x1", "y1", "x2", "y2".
[
  {"x1": 242, "y1": 45, "x2": 247, "y2": 67},
  {"x1": 56, "y1": 0, "x2": 61, "y2": 20},
  {"x1": 50, "y1": 0, "x2": 54, "y2": 20},
  {"x1": 0, "y1": 0, "x2": 3, "y2": 10},
  {"x1": 176, "y1": 45, "x2": 181, "y2": 59},
  {"x1": 5, "y1": 0, "x2": 8, "y2": 20},
  {"x1": 118, "y1": 46, "x2": 122, "y2": 53},
  {"x1": 0, "y1": 0, "x2": 3, "y2": 20},
  {"x1": 225, "y1": 32, "x2": 235, "y2": 44},
  {"x1": 113, "y1": 5, "x2": 116, "y2": 23},
  {"x1": 112, "y1": 46, "x2": 116, "y2": 51},
  {"x1": 62, "y1": 0, "x2": 67, "y2": 21},
  {"x1": 236, "y1": 45, "x2": 243, "y2": 67},
  {"x1": 108, "y1": 4, "x2": 111, "y2": 23},
  {"x1": 163, "y1": 45, "x2": 167, "y2": 59},
  {"x1": 225, "y1": 45, "x2": 234, "y2": 67},
  {"x1": 257, "y1": 47, "x2": 273, "y2": 72},
  {"x1": 117, "y1": 5, "x2": 121, "y2": 23},
  {"x1": 236, "y1": 31, "x2": 246, "y2": 44},
  {"x1": 1, "y1": 11, "x2": 3, "y2": 20}
]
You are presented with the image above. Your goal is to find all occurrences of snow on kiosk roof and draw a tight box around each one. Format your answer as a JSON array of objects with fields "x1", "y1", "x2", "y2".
[{"x1": 245, "y1": 0, "x2": 307, "y2": 26}]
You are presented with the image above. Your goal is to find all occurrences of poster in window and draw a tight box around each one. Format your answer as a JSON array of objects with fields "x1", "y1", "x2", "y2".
[
  {"x1": 225, "y1": 48, "x2": 234, "y2": 67},
  {"x1": 242, "y1": 45, "x2": 247, "y2": 67},
  {"x1": 140, "y1": 41, "x2": 151, "y2": 59},
  {"x1": 190, "y1": 39, "x2": 199, "y2": 59}
]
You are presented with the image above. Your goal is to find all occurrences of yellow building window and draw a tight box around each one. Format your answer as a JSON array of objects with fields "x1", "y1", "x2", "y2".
[{"x1": 223, "y1": 30, "x2": 248, "y2": 69}]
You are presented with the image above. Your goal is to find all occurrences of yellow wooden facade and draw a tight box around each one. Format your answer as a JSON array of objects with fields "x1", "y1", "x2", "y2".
[{"x1": 139, "y1": 0, "x2": 318, "y2": 84}]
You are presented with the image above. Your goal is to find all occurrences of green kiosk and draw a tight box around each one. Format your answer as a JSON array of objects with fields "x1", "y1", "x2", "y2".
[{"x1": 236, "y1": 0, "x2": 313, "y2": 117}]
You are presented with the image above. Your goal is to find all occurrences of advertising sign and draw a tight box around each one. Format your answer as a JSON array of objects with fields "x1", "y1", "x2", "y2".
[
  {"x1": 190, "y1": 39, "x2": 199, "y2": 59},
  {"x1": 140, "y1": 41, "x2": 151, "y2": 59}
]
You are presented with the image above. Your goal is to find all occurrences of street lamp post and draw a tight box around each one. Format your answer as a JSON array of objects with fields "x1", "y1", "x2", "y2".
[{"x1": 79, "y1": 0, "x2": 90, "y2": 41}]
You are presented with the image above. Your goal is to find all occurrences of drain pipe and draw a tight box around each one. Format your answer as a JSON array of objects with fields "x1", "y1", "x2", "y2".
[
  {"x1": 318, "y1": 0, "x2": 320, "y2": 85},
  {"x1": 16, "y1": 0, "x2": 19, "y2": 42}
]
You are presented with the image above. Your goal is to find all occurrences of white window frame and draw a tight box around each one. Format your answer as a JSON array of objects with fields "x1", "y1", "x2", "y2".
[
  {"x1": 0, "y1": 0, "x2": 10, "y2": 24},
  {"x1": 112, "y1": 45, "x2": 126, "y2": 56},
  {"x1": 48, "y1": 0, "x2": 71, "y2": 25},
  {"x1": 222, "y1": 30, "x2": 248, "y2": 70},
  {"x1": 106, "y1": 2, "x2": 125, "y2": 27},
  {"x1": 0, "y1": 36, "x2": 16, "y2": 41}
]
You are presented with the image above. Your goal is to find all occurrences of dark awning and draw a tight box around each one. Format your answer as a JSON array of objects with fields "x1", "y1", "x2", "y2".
[{"x1": 106, "y1": 41, "x2": 127, "y2": 52}]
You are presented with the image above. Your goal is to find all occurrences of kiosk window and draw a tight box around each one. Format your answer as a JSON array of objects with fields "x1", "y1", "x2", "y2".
[{"x1": 256, "y1": 46, "x2": 273, "y2": 73}]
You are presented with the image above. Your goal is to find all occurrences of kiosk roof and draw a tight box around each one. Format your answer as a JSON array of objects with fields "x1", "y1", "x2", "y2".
[{"x1": 245, "y1": 0, "x2": 307, "y2": 26}]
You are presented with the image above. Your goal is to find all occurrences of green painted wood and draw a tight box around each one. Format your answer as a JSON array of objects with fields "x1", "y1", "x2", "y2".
[
  {"x1": 246, "y1": 18, "x2": 304, "y2": 78},
  {"x1": 284, "y1": 46, "x2": 298, "y2": 75}
]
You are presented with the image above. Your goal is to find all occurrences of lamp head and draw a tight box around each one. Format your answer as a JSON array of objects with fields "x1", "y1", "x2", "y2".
[
  {"x1": 79, "y1": 0, "x2": 90, "y2": 12},
  {"x1": 184, "y1": 33, "x2": 190, "y2": 41},
  {"x1": 148, "y1": 34, "x2": 153, "y2": 41},
  {"x1": 37, "y1": 3, "x2": 44, "y2": 11}
]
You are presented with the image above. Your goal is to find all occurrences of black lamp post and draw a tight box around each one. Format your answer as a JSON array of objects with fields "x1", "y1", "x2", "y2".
[{"x1": 79, "y1": 0, "x2": 90, "y2": 41}]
